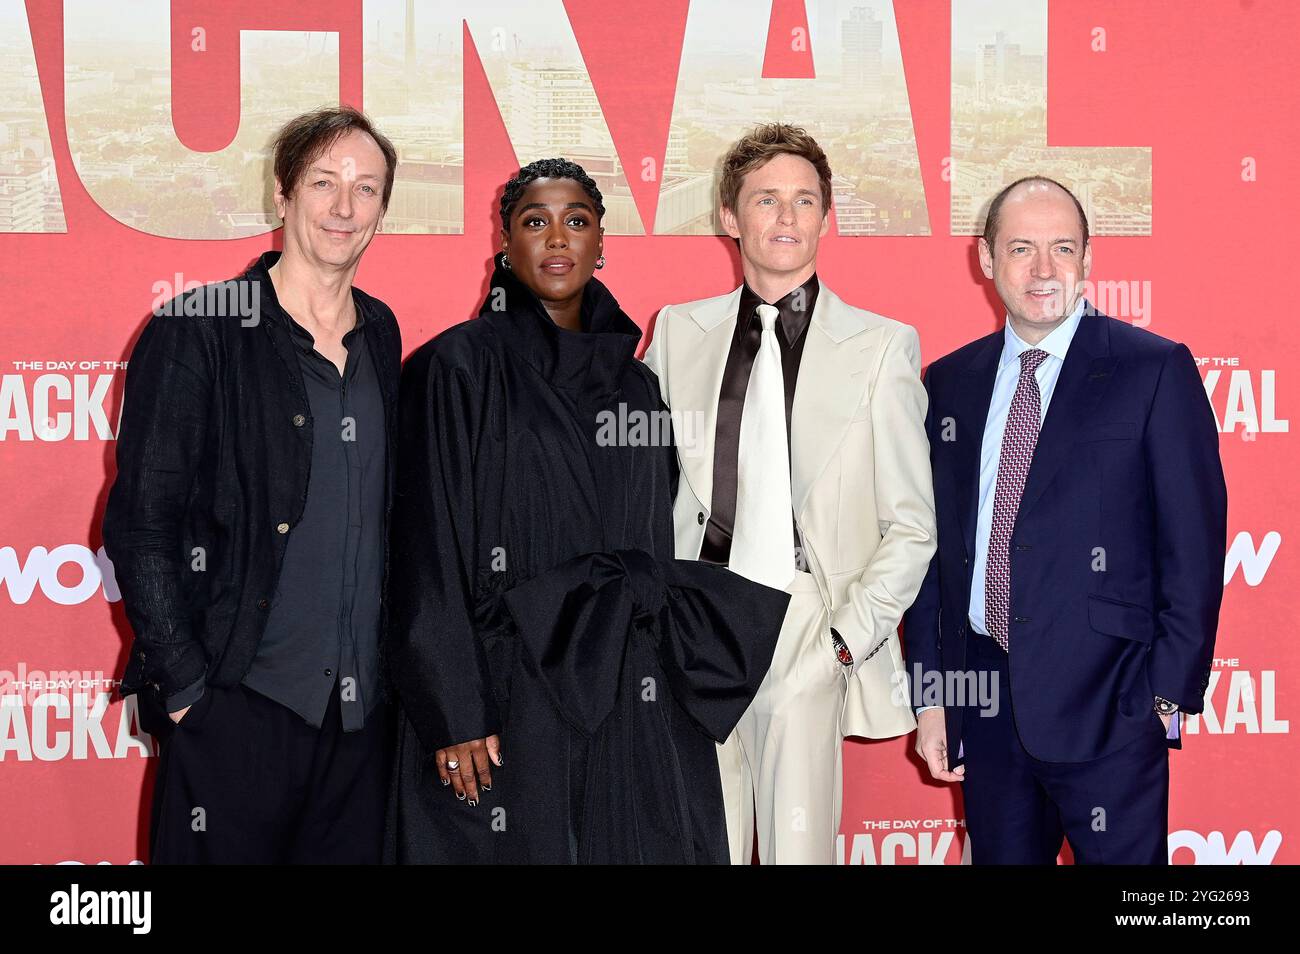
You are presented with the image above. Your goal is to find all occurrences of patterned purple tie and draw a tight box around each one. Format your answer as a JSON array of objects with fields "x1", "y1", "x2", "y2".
[{"x1": 985, "y1": 348, "x2": 1049, "y2": 651}]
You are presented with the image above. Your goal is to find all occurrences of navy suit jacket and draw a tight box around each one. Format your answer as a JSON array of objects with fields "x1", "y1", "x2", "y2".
[{"x1": 903, "y1": 306, "x2": 1227, "y2": 763}]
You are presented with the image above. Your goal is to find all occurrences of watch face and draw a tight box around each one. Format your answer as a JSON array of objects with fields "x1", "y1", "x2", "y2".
[{"x1": 830, "y1": 630, "x2": 853, "y2": 667}]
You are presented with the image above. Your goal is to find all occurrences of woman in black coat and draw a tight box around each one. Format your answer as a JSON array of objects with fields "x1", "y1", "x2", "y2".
[{"x1": 383, "y1": 159, "x2": 788, "y2": 864}]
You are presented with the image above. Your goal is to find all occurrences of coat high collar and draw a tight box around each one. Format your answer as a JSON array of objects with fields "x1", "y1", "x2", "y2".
[{"x1": 480, "y1": 252, "x2": 640, "y2": 399}]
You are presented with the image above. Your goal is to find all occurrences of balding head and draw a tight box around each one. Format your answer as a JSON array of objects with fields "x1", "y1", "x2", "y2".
[
  {"x1": 977, "y1": 175, "x2": 1093, "y2": 344},
  {"x1": 983, "y1": 176, "x2": 1089, "y2": 253}
]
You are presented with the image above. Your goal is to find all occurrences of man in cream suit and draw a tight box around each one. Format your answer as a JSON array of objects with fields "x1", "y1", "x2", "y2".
[{"x1": 644, "y1": 123, "x2": 936, "y2": 864}]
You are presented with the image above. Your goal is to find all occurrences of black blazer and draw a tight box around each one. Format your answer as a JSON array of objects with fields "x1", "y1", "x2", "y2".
[
  {"x1": 903, "y1": 306, "x2": 1227, "y2": 763},
  {"x1": 102, "y1": 251, "x2": 402, "y2": 724}
]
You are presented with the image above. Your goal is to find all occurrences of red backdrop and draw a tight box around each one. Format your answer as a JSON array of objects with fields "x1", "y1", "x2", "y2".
[{"x1": 1, "y1": 0, "x2": 1294, "y2": 864}]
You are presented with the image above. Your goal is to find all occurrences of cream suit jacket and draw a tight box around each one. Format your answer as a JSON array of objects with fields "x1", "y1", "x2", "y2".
[{"x1": 643, "y1": 282, "x2": 936, "y2": 739}]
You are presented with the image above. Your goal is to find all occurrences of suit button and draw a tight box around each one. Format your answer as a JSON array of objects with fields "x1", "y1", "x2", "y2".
[
  {"x1": 276, "y1": 522, "x2": 289, "y2": 534},
  {"x1": 963, "y1": 556, "x2": 969, "y2": 566},
  {"x1": 293, "y1": 414, "x2": 306, "y2": 427},
  {"x1": 697, "y1": 511, "x2": 705, "y2": 525},
  {"x1": 257, "y1": 598, "x2": 270, "y2": 610}
]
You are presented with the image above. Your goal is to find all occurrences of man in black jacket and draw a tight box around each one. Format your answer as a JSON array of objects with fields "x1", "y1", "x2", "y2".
[{"x1": 103, "y1": 106, "x2": 402, "y2": 863}]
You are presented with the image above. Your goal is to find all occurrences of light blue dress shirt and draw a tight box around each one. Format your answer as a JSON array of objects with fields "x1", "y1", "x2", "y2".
[
  {"x1": 967, "y1": 298, "x2": 1087, "y2": 636},
  {"x1": 919, "y1": 299, "x2": 1178, "y2": 740},
  {"x1": 914, "y1": 301, "x2": 1086, "y2": 720}
]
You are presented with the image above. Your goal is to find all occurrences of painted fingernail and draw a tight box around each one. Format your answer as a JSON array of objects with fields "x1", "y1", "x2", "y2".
[
  {"x1": 456, "y1": 792, "x2": 466, "y2": 800},
  {"x1": 468, "y1": 798, "x2": 478, "y2": 807},
  {"x1": 441, "y1": 777, "x2": 450, "y2": 786},
  {"x1": 494, "y1": 754, "x2": 503, "y2": 766}
]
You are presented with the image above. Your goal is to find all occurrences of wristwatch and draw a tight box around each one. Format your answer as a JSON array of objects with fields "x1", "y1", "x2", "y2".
[
  {"x1": 830, "y1": 627, "x2": 854, "y2": 667},
  {"x1": 1154, "y1": 696, "x2": 1179, "y2": 715}
]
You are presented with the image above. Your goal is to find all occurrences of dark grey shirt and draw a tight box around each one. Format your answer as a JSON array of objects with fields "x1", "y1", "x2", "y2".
[{"x1": 236, "y1": 295, "x2": 387, "y2": 732}]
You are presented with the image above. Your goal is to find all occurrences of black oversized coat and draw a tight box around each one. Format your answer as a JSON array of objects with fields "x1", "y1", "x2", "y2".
[{"x1": 383, "y1": 256, "x2": 787, "y2": 864}]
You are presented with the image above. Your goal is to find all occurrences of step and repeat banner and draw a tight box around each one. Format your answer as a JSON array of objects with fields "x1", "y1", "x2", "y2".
[{"x1": 0, "y1": 0, "x2": 1294, "y2": 864}]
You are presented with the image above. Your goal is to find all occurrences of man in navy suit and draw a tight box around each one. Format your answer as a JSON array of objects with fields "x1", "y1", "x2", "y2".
[{"x1": 903, "y1": 176, "x2": 1227, "y2": 864}]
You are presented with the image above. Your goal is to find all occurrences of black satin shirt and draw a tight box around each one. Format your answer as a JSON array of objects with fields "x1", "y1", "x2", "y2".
[{"x1": 699, "y1": 273, "x2": 819, "y2": 566}]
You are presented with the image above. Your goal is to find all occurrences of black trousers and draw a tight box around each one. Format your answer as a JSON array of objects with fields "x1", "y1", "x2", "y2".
[
  {"x1": 960, "y1": 627, "x2": 1169, "y2": 865},
  {"x1": 148, "y1": 680, "x2": 389, "y2": 864}
]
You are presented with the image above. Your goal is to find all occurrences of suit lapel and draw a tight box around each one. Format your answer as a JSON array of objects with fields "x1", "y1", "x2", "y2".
[
  {"x1": 1016, "y1": 312, "x2": 1115, "y2": 519},
  {"x1": 260, "y1": 305, "x2": 308, "y2": 406},
  {"x1": 790, "y1": 286, "x2": 872, "y2": 521},
  {"x1": 361, "y1": 300, "x2": 398, "y2": 416},
  {"x1": 673, "y1": 288, "x2": 742, "y2": 511},
  {"x1": 954, "y1": 335, "x2": 1001, "y2": 561}
]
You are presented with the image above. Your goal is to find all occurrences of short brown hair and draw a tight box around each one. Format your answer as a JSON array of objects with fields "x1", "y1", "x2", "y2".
[
  {"x1": 718, "y1": 123, "x2": 833, "y2": 215},
  {"x1": 273, "y1": 105, "x2": 398, "y2": 209},
  {"x1": 983, "y1": 175, "x2": 1089, "y2": 251}
]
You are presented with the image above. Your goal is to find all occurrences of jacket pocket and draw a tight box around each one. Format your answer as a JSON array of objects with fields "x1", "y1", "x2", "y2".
[
  {"x1": 173, "y1": 684, "x2": 218, "y2": 733},
  {"x1": 1088, "y1": 594, "x2": 1154, "y2": 644},
  {"x1": 1076, "y1": 421, "x2": 1138, "y2": 443}
]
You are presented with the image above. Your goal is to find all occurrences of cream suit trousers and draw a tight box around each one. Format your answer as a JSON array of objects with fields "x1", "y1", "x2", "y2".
[{"x1": 718, "y1": 570, "x2": 848, "y2": 864}]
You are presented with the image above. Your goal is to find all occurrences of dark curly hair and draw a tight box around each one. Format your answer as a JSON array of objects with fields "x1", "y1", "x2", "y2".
[{"x1": 499, "y1": 157, "x2": 605, "y2": 231}]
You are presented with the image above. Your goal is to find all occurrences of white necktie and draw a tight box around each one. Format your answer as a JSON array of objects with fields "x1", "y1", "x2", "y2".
[{"x1": 730, "y1": 303, "x2": 796, "y2": 590}]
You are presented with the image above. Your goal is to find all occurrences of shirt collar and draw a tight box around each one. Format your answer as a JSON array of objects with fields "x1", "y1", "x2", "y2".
[
  {"x1": 998, "y1": 297, "x2": 1087, "y2": 370},
  {"x1": 738, "y1": 272, "x2": 819, "y2": 346},
  {"x1": 250, "y1": 250, "x2": 367, "y2": 352}
]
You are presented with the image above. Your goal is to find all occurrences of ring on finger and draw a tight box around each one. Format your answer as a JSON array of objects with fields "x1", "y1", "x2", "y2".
[{"x1": 446, "y1": 759, "x2": 459, "y2": 770}]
